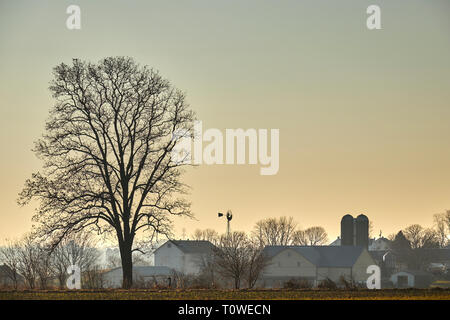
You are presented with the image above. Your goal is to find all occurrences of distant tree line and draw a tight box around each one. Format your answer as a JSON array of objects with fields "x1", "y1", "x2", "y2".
[
  {"x1": 0, "y1": 233, "x2": 102, "y2": 289},
  {"x1": 388, "y1": 211, "x2": 450, "y2": 249}
]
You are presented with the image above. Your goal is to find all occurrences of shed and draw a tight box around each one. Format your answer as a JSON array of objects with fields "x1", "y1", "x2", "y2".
[{"x1": 390, "y1": 270, "x2": 433, "y2": 288}]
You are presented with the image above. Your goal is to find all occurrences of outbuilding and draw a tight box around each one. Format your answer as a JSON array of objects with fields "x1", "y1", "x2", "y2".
[
  {"x1": 390, "y1": 270, "x2": 433, "y2": 288},
  {"x1": 261, "y1": 246, "x2": 376, "y2": 288}
]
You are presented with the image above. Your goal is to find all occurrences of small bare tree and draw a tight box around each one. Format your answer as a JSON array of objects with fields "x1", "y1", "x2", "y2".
[
  {"x1": 292, "y1": 230, "x2": 308, "y2": 245},
  {"x1": 252, "y1": 216, "x2": 297, "y2": 246},
  {"x1": 434, "y1": 212, "x2": 450, "y2": 248},
  {"x1": 83, "y1": 265, "x2": 105, "y2": 289},
  {"x1": 292, "y1": 227, "x2": 328, "y2": 246},
  {"x1": 51, "y1": 233, "x2": 100, "y2": 288},
  {"x1": 213, "y1": 232, "x2": 251, "y2": 289},
  {"x1": 0, "y1": 240, "x2": 22, "y2": 289},
  {"x1": 303, "y1": 226, "x2": 328, "y2": 245},
  {"x1": 16, "y1": 234, "x2": 39, "y2": 289},
  {"x1": 35, "y1": 245, "x2": 53, "y2": 289},
  {"x1": 191, "y1": 229, "x2": 219, "y2": 245},
  {"x1": 403, "y1": 224, "x2": 440, "y2": 249},
  {"x1": 246, "y1": 240, "x2": 270, "y2": 288},
  {"x1": 403, "y1": 224, "x2": 424, "y2": 249}
]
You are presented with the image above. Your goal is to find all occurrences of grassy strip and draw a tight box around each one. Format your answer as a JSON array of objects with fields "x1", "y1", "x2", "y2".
[{"x1": 1, "y1": 289, "x2": 449, "y2": 300}]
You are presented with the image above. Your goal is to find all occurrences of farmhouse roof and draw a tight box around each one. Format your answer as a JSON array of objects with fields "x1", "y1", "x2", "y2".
[
  {"x1": 262, "y1": 246, "x2": 366, "y2": 268},
  {"x1": 171, "y1": 240, "x2": 215, "y2": 254},
  {"x1": 154, "y1": 240, "x2": 215, "y2": 255}
]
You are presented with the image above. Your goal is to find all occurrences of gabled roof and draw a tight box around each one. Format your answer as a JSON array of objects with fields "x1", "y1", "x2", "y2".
[
  {"x1": 262, "y1": 246, "x2": 367, "y2": 268},
  {"x1": 171, "y1": 240, "x2": 215, "y2": 254},
  {"x1": 154, "y1": 240, "x2": 215, "y2": 255},
  {"x1": 329, "y1": 237, "x2": 341, "y2": 246}
]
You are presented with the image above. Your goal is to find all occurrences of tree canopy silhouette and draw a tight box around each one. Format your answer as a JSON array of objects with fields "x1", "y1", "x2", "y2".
[{"x1": 18, "y1": 57, "x2": 195, "y2": 288}]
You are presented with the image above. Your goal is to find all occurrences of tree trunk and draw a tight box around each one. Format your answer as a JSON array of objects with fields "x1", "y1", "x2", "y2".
[{"x1": 120, "y1": 241, "x2": 133, "y2": 289}]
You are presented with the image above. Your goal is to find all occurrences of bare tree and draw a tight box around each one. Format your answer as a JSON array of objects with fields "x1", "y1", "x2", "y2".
[
  {"x1": 16, "y1": 235, "x2": 39, "y2": 289},
  {"x1": 213, "y1": 232, "x2": 251, "y2": 289},
  {"x1": 191, "y1": 229, "x2": 219, "y2": 244},
  {"x1": 434, "y1": 212, "x2": 450, "y2": 248},
  {"x1": 246, "y1": 240, "x2": 270, "y2": 288},
  {"x1": 252, "y1": 216, "x2": 297, "y2": 246},
  {"x1": 419, "y1": 228, "x2": 440, "y2": 249},
  {"x1": 292, "y1": 227, "x2": 328, "y2": 246},
  {"x1": 0, "y1": 240, "x2": 22, "y2": 289},
  {"x1": 35, "y1": 244, "x2": 53, "y2": 289},
  {"x1": 83, "y1": 265, "x2": 105, "y2": 289},
  {"x1": 304, "y1": 226, "x2": 328, "y2": 245},
  {"x1": 51, "y1": 233, "x2": 100, "y2": 288},
  {"x1": 403, "y1": 224, "x2": 424, "y2": 249},
  {"x1": 292, "y1": 230, "x2": 308, "y2": 245},
  {"x1": 445, "y1": 210, "x2": 450, "y2": 233},
  {"x1": 18, "y1": 57, "x2": 195, "y2": 288},
  {"x1": 403, "y1": 224, "x2": 440, "y2": 249}
]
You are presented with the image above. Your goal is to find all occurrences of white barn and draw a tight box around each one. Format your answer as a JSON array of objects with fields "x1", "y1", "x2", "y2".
[
  {"x1": 153, "y1": 240, "x2": 215, "y2": 275},
  {"x1": 261, "y1": 246, "x2": 377, "y2": 288}
]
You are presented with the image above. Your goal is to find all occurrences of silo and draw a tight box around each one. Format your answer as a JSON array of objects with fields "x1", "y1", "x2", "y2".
[
  {"x1": 341, "y1": 214, "x2": 354, "y2": 246},
  {"x1": 355, "y1": 214, "x2": 369, "y2": 248}
]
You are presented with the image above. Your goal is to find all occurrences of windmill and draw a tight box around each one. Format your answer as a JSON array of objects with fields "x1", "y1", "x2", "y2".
[{"x1": 218, "y1": 210, "x2": 233, "y2": 236}]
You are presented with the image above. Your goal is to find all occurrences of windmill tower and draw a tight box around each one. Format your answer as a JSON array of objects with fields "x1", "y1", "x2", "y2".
[{"x1": 218, "y1": 210, "x2": 233, "y2": 237}]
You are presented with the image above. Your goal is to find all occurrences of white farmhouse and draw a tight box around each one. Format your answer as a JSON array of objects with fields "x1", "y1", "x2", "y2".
[
  {"x1": 261, "y1": 246, "x2": 377, "y2": 288},
  {"x1": 153, "y1": 240, "x2": 215, "y2": 275}
]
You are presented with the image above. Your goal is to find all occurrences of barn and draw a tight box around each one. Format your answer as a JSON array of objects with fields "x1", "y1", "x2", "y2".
[
  {"x1": 260, "y1": 246, "x2": 376, "y2": 288},
  {"x1": 153, "y1": 240, "x2": 215, "y2": 275}
]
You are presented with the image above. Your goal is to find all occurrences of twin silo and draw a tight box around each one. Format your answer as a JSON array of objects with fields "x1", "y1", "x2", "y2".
[{"x1": 340, "y1": 214, "x2": 369, "y2": 248}]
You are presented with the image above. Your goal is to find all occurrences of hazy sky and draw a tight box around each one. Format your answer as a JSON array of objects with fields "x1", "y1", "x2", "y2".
[{"x1": 1, "y1": 0, "x2": 449, "y2": 244}]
